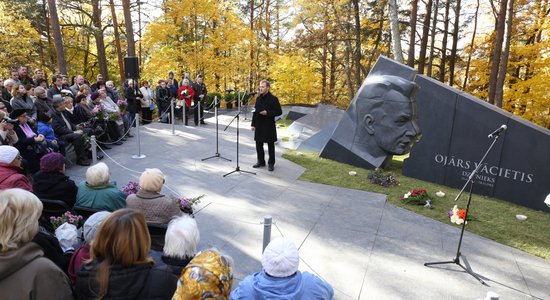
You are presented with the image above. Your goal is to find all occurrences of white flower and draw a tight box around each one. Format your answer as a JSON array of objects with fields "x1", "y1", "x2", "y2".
[{"x1": 404, "y1": 192, "x2": 412, "y2": 199}]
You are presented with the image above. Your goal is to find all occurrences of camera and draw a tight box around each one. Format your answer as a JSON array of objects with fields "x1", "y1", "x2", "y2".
[{"x1": 3, "y1": 118, "x2": 18, "y2": 124}]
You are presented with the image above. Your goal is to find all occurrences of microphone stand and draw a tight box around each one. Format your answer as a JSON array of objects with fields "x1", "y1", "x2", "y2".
[
  {"x1": 202, "y1": 96, "x2": 231, "y2": 162},
  {"x1": 223, "y1": 92, "x2": 256, "y2": 177},
  {"x1": 424, "y1": 128, "x2": 505, "y2": 285}
]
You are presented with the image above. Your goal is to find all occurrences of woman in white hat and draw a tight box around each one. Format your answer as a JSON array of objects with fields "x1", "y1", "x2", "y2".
[{"x1": 0, "y1": 145, "x2": 32, "y2": 191}]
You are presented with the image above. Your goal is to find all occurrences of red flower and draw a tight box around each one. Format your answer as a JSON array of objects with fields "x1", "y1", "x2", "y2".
[{"x1": 457, "y1": 209, "x2": 467, "y2": 220}]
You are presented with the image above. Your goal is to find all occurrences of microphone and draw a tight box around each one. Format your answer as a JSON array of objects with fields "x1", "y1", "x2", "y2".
[
  {"x1": 488, "y1": 124, "x2": 507, "y2": 138},
  {"x1": 224, "y1": 89, "x2": 234, "y2": 93}
]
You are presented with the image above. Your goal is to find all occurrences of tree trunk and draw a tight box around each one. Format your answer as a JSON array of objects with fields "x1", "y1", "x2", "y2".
[
  {"x1": 488, "y1": 0, "x2": 508, "y2": 104},
  {"x1": 426, "y1": 0, "x2": 439, "y2": 77},
  {"x1": 495, "y1": 0, "x2": 514, "y2": 108},
  {"x1": 407, "y1": 0, "x2": 418, "y2": 67},
  {"x1": 388, "y1": 0, "x2": 404, "y2": 63},
  {"x1": 92, "y1": 0, "x2": 109, "y2": 80},
  {"x1": 83, "y1": 34, "x2": 90, "y2": 77},
  {"x1": 43, "y1": 0, "x2": 56, "y2": 72},
  {"x1": 329, "y1": 43, "x2": 337, "y2": 104},
  {"x1": 352, "y1": 0, "x2": 363, "y2": 89},
  {"x1": 47, "y1": 0, "x2": 66, "y2": 74},
  {"x1": 418, "y1": 0, "x2": 433, "y2": 74},
  {"x1": 110, "y1": 0, "x2": 125, "y2": 82},
  {"x1": 122, "y1": 0, "x2": 136, "y2": 57},
  {"x1": 448, "y1": 0, "x2": 462, "y2": 86},
  {"x1": 34, "y1": 15, "x2": 47, "y2": 69},
  {"x1": 463, "y1": 0, "x2": 479, "y2": 90},
  {"x1": 438, "y1": 0, "x2": 451, "y2": 82},
  {"x1": 249, "y1": 0, "x2": 255, "y2": 90}
]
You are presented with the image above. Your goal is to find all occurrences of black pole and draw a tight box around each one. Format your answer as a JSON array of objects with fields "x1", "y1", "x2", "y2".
[
  {"x1": 223, "y1": 93, "x2": 255, "y2": 177},
  {"x1": 202, "y1": 96, "x2": 231, "y2": 162},
  {"x1": 424, "y1": 126, "x2": 506, "y2": 285}
]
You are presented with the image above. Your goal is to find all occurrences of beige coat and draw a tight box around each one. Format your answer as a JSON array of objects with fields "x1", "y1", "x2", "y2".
[
  {"x1": 126, "y1": 189, "x2": 182, "y2": 224},
  {"x1": 0, "y1": 242, "x2": 73, "y2": 299}
]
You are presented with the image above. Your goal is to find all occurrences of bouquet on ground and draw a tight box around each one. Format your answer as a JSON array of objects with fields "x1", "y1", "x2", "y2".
[
  {"x1": 117, "y1": 99, "x2": 128, "y2": 113},
  {"x1": 177, "y1": 195, "x2": 204, "y2": 215},
  {"x1": 367, "y1": 168, "x2": 399, "y2": 187},
  {"x1": 121, "y1": 180, "x2": 140, "y2": 196},
  {"x1": 50, "y1": 211, "x2": 83, "y2": 230},
  {"x1": 448, "y1": 205, "x2": 474, "y2": 225},
  {"x1": 402, "y1": 189, "x2": 432, "y2": 206},
  {"x1": 92, "y1": 104, "x2": 104, "y2": 120}
]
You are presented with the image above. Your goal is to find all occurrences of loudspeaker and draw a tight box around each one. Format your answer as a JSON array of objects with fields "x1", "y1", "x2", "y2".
[{"x1": 124, "y1": 56, "x2": 139, "y2": 79}]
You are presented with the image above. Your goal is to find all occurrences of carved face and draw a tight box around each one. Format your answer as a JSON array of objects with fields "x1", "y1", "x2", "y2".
[{"x1": 366, "y1": 92, "x2": 420, "y2": 155}]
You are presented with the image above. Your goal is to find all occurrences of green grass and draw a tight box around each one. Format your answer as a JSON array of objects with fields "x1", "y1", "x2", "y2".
[{"x1": 283, "y1": 150, "x2": 550, "y2": 260}]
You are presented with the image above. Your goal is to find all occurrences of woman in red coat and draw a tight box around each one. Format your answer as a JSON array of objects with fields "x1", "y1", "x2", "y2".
[
  {"x1": 177, "y1": 79, "x2": 195, "y2": 126},
  {"x1": 0, "y1": 145, "x2": 32, "y2": 191}
]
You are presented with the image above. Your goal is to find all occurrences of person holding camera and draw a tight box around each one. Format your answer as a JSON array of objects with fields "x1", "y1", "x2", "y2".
[{"x1": 0, "y1": 109, "x2": 18, "y2": 146}]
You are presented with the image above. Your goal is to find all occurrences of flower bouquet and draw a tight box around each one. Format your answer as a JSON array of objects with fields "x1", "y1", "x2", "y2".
[
  {"x1": 367, "y1": 169, "x2": 399, "y2": 187},
  {"x1": 448, "y1": 205, "x2": 467, "y2": 225},
  {"x1": 177, "y1": 195, "x2": 204, "y2": 215},
  {"x1": 50, "y1": 211, "x2": 83, "y2": 230},
  {"x1": 121, "y1": 180, "x2": 140, "y2": 196},
  {"x1": 117, "y1": 99, "x2": 128, "y2": 113},
  {"x1": 107, "y1": 112, "x2": 121, "y2": 122},
  {"x1": 402, "y1": 189, "x2": 431, "y2": 206},
  {"x1": 92, "y1": 104, "x2": 104, "y2": 120}
]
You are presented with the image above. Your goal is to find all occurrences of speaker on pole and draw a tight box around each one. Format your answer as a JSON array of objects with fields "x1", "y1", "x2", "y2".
[{"x1": 124, "y1": 56, "x2": 139, "y2": 79}]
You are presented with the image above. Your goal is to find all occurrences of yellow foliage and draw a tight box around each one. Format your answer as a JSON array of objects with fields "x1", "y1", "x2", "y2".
[
  {"x1": 0, "y1": 2, "x2": 40, "y2": 73},
  {"x1": 269, "y1": 51, "x2": 322, "y2": 104}
]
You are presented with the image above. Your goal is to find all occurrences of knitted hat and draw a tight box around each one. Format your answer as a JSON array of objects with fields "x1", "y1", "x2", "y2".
[
  {"x1": 139, "y1": 168, "x2": 165, "y2": 192},
  {"x1": 0, "y1": 145, "x2": 19, "y2": 164},
  {"x1": 90, "y1": 91, "x2": 100, "y2": 101},
  {"x1": 9, "y1": 109, "x2": 26, "y2": 119},
  {"x1": 261, "y1": 238, "x2": 299, "y2": 277},
  {"x1": 83, "y1": 211, "x2": 111, "y2": 244},
  {"x1": 40, "y1": 152, "x2": 65, "y2": 173}
]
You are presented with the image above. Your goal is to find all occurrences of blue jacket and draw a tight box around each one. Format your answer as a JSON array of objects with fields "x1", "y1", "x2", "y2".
[
  {"x1": 75, "y1": 181, "x2": 127, "y2": 211},
  {"x1": 230, "y1": 270, "x2": 333, "y2": 300},
  {"x1": 37, "y1": 121, "x2": 58, "y2": 142}
]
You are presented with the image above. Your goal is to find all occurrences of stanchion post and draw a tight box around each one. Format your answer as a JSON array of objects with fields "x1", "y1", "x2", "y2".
[
  {"x1": 132, "y1": 113, "x2": 146, "y2": 159},
  {"x1": 91, "y1": 135, "x2": 97, "y2": 165},
  {"x1": 262, "y1": 215, "x2": 272, "y2": 253},
  {"x1": 197, "y1": 100, "x2": 201, "y2": 128},
  {"x1": 171, "y1": 99, "x2": 175, "y2": 134}
]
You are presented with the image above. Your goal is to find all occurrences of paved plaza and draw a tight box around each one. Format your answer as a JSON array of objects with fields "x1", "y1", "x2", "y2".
[{"x1": 65, "y1": 113, "x2": 550, "y2": 300}]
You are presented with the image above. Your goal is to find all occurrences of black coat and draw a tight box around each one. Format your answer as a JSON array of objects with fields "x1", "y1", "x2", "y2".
[
  {"x1": 33, "y1": 171, "x2": 77, "y2": 208},
  {"x1": 252, "y1": 92, "x2": 282, "y2": 143},
  {"x1": 75, "y1": 262, "x2": 177, "y2": 299},
  {"x1": 125, "y1": 86, "x2": 143, "y2": 115},
  {"x1": 48, "y1": 108, "x2": 76, "y2": 138}
]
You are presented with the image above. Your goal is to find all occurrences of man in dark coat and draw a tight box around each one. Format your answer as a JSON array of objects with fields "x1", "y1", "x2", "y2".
[
  {"x1": 192, "y1": 75, "x2": 207, "y2": 125},
  {"x1": 251, "y1": 80, "x2": 282, "y2": 171},
  {"x1": 48, "y1": 95, "x2": 90, "y2": 166}
]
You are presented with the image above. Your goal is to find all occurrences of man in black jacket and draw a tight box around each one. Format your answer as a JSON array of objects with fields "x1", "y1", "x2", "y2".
[
  {"x1": 192, "y1": 75, "x2": 207, "y2": 125},
  {"x1": 48, "y1": 95, "x2": 90, "y2": 166},
  {"x1": 251, "y1": 80, "x2": 282, "y2": 171}
]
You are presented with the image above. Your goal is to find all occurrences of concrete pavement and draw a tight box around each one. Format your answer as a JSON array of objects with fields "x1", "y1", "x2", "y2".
[{"x1": 66, "y1": 114, "x2": 550, "y2": 300}]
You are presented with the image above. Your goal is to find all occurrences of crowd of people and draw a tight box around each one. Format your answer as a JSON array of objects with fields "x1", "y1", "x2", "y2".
[
  {"x1": 0, "y1": 149, "x2": 333, "y2": 298},
  {"x1": 0, "y1": 66, "x2": 212, "y2": 177}
]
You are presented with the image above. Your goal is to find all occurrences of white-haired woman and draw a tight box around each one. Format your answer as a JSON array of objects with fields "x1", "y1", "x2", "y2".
[
  {"x1": 150, "y1": 215, "x2": 199, "y2": 276},
  {"x1": 126, "y1": 168, "x2": 181, "y2": 224},
  {"x1": 75, "y1": 162, "x2": 127, "y2": 211},
  {"x1": 0, "y1": 188, "x2": 73, "y2": 298},
  {"x1": 177, "y1": 79, "x2": 194, "y2": 126}
]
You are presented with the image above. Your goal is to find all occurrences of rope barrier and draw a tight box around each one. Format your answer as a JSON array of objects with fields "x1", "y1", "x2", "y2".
[{"x1": 97, "y1": 117, "x2": 137, "y2": 145}]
